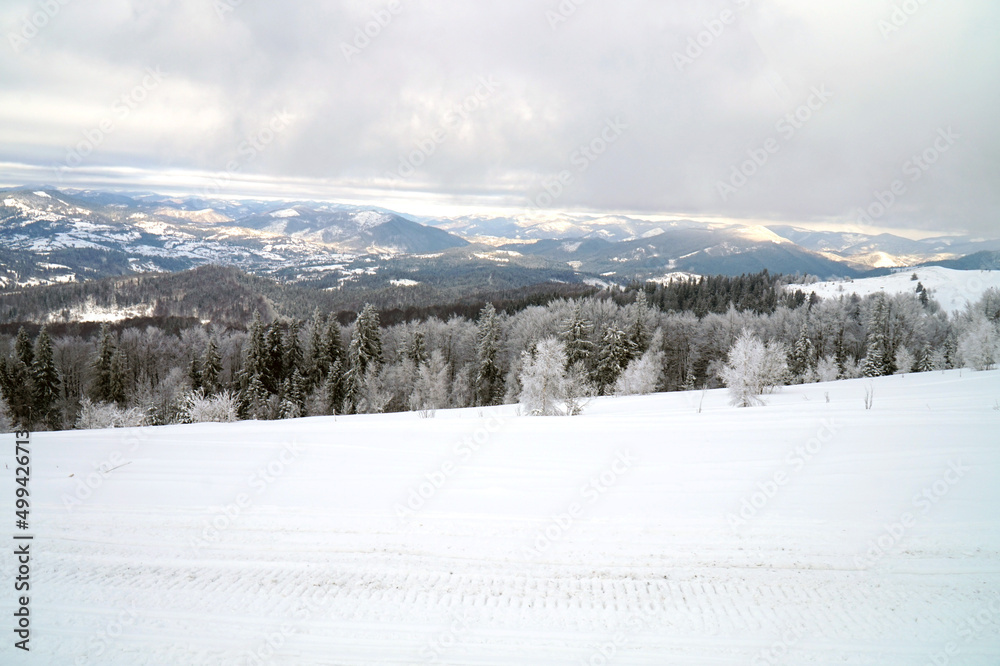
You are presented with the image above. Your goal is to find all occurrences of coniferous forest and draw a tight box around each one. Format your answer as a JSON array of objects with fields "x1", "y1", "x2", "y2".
[{"x1": 0, "y1": 268, "x2": 997, "y2": 431}]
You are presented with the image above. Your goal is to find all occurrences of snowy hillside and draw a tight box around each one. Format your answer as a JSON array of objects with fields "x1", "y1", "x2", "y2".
[
  {"x1": 3, "y1": 370, "x2": 999, "y2": 664},
  {"x1": 797, "y1": 267, "x2": 1000, "y2": 313}
]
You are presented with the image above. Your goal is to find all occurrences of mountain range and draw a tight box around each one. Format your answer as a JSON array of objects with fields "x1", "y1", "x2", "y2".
[{"x1": 1, "y1": 187, "x2": 997, "y2": 297}]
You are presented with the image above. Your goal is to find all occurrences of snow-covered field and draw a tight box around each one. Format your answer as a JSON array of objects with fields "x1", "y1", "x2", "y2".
[
  {"x1": 3, "y1": 370, "x2": 1000, "y2": 665},
  {"x1": 798, "y1": 267, "x2": 1000, "y2": 313}
]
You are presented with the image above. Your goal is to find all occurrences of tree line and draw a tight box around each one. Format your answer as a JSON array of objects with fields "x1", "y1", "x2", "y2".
[{"x1": 0, "y1": 272, "x2": 997, "y2": 430}]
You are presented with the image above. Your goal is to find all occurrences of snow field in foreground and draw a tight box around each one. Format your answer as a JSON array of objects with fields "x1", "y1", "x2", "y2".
[{"x1": 1, "y1": 369, "x2": 999, "y2": 664}]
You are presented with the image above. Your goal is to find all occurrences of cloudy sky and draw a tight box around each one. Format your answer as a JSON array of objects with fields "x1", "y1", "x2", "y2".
[{"x1": 1, "y1": 0, "x2": 998, "y2": 237}]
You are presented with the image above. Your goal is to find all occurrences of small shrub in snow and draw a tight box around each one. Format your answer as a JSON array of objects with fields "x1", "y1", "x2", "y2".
[
  {"x1": 76, "y1": 398, "x2": 147, "y2": 430},
  {"x1": 184, "y1": 390, "x2": 238, "y2": 423},
  {"x1": 718, "y1": 329, "x2": 788, "y2": 407},
  {"x1": 816, "y1": 355, "x2": 840, "y2": 382}
]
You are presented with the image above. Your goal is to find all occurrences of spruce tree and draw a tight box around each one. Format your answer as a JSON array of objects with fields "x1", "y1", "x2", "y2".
[
  {"x1": 594, "y1": 326, "x2": 635, "y2": 394},
  {"x1": 0, "y1": 328, "x2": 35, "y2": 428},
  {"x1": 201, "y1": 338, "x2": 222, "y2": 395},
  {"x1": 92, "y1": 324, "x2": 117, "y2": 403},
  {"x1": 109, "y1": 349, "x2": 127, "y2": 406},
  {"x1": 407, "y1": 330, "x2": 429, "y2": 366},
  {"x1": 789, "y1": 321, "x2": 816, "y2": 381},
  {"x1": 284, "y1": 320, "x2": 304, "y2": 381},
  {"x1": 264, "y1": 322, "x2": 285, "y2": 393},
  {"x1": 475, "y1": 303, "x2": 504, "y2": 406},
  {"x1": 345, "y1": 305, "x2": 382, "y2": 412},
  {"x1": 32, "y1": 326, "x2": 61, "y2": 430},
  {"x1": 561, "y1": 304, "x2": 594, "y2": 368},
  {"x1": 188, "y1": 355, "x2": 203, "y2": 392}
]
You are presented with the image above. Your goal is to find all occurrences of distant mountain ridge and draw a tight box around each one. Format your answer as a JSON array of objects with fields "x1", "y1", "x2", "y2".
[{"x1": 1, "y1": 186, "x2": 997, "y2": 291}]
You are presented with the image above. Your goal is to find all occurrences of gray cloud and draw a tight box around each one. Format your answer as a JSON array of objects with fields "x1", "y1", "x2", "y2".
[{"x1": 0, "y1": 0, "x2": 997, "y2": 236}]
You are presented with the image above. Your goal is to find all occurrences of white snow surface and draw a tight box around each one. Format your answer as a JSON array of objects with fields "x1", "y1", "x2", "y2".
[
  {"x1": 270, "y1": 208, "x2": 300, "y2": 218},
  {"x1": 798, "y1": 267, "x2": 1000, "y2": 313},
  {"x1": 3, "y1": 370, "x2": 1000, "y2": 664}
]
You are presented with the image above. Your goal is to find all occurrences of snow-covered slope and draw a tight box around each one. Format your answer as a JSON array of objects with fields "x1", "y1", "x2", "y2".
[
  {"x1": 4, "y1": 370, "x2": 999, "y2": 664},
  {"x1": 798, "y1": 266, "x2": 1000, "y2": 313}
]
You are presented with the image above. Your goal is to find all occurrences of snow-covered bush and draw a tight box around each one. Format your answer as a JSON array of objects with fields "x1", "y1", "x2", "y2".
[
  {"x1": 816, "y1": 355, "x2": 840, "y2": 382},
  {"x1": 183, "y1": 390, "x2": 238, "y2": 423},
  {"x1": 718, "y1": 329, "x2": 788, "y2": 407},
  {"x1": 76, "y1": 398, "x2": 147, "y2": 429},
  {"x1": 519, "y1": 338, "x2": 569, "y2": 416},
  {"x1": 957, "y1": 315, "x2": 999, "y2": 371},
  {"x1": 894, "y1": 347, "x2": 915, "y2": 375},
  {"x1": 613, "y1": 348, "x2": 664, "y2": 396},
  {"x1": 410, "y1": 350, "x2": 451, "y2": 413}
]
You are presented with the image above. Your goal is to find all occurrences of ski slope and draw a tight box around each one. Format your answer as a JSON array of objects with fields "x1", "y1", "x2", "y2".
[
  {"x1": 797, "y1": 266, "x2": 1000, "y2": 313},
  {"x1": 3, "y1": 370, "x2": 1000, "y2": 665}
]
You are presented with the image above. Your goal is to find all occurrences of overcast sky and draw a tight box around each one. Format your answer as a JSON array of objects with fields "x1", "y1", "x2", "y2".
[{"x1": 1, "y1": 0, "x2": 998, "y2": 236}]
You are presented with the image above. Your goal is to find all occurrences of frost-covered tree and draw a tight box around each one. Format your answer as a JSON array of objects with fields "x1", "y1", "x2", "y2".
[
  {"x1": 76, "y1": 397, "x2": 147, "y2": 429},
  {"x1": 475, "y1": 303, "x2": 504, "y2": 406},
  {"x1": 410, "y1": 350, "x2": 450, "y2": 413},
  {"x1": 894, "y1": 346, "x2": 915, "y2": 375},
  {"x1": 613, "y1": 347, "x2": 664, "y2": 396},
  {"x1": 561, "y1": 303, "x2": 595, "y2": 368},
  {"x1": 816, "y1": 355, "x2": 840, "y2": 382},
  {"x1": 789, "y1": 321, "x2": 816, "y2": 382},
  {"x1": 957, "y1": 315, "x2": 999, "y2": 371},
  {"x1": 719, "y1": 329, "x2": 788, "y2": 407},
  {"x1": 345, "y1": 304, "x2": 383, "y2": 412},
  {"x1": 594, "y1": 326, "x2": 635, "y2": 394},
  {"x1": 519, "y1": 338, "x2": 569, "y2": 416}
]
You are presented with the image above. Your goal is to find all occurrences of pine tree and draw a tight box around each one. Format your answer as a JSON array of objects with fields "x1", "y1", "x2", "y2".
[
  {"x1": 32, "y1": 326, "x2": 61, "y2": 430},
  {"x1": 345, "y1": 305, "x2": 382, "y2": 412},
  {"x1": 109, "y1": 349, "x2": 127, "y2": 406},
  {"x1": 188, "y1": 355, "x2": 202, "y2": 392},
  {"x1": 410, "y1": 350, "x2": 450, "y2": 412},
  {"x1": 306, "y1": 309, "x2": 327, "y2": 389},
  {"x1": 0, "y1": 328, "x2": 35, "y2": 428},
  {"x1": 407, "y1": 330, "x2": 429, "y2": 366},
  {"x1": 594, "y1": 326, "x2": 635, "y2": 394},
  {"x1": 475, "y1": 303, "x2": 504, "y2": 406},
  {"x1": 284, "y1": 320, "x2": 304, "y2": 380},
  {"x1": 789, "y1": 321, "x2": 816, "y2": 381},
  {"x1": 626, "y1": 291, "x2": 651, "y2": 356},
  {"x1": 201, "y1": 338, "x2": 222, "y2": 395},
  {"x1": 324, "y1": 359, "x2": 345, "y2": 415},
  {"x1": 324, "y1": 318, "x2": 344, "y2": 375},
  {"x1": 863, "y1": 294, "x2": 892, "y2": 377},
  {"x1": 264, "y1": 322, "x2": 285, "y2": 393},
  {"x1": 561, "y1": 304, "x2": 594, "y2": 368},
  {"x1": 92, "y1": 324, "x2": 117, "y2": 403}
]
